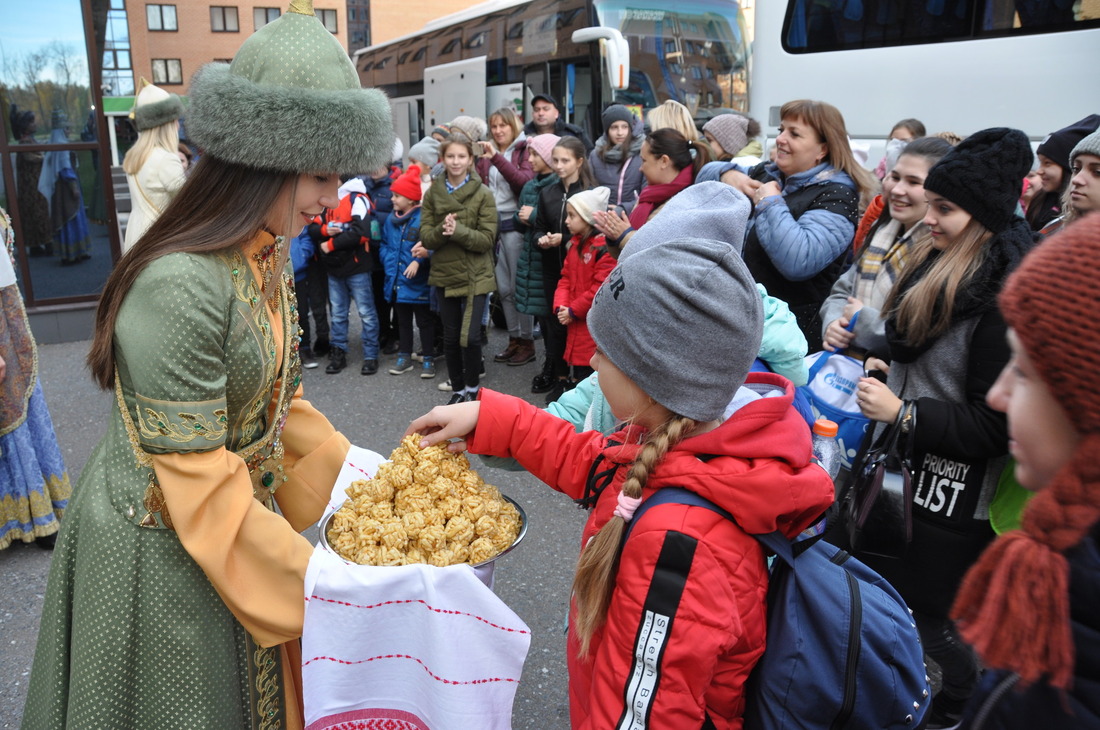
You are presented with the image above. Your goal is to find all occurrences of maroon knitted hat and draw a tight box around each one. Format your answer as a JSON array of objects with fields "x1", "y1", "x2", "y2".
[{"x1": 999, "y1": 213, "x2": 1100, "y2": 434}]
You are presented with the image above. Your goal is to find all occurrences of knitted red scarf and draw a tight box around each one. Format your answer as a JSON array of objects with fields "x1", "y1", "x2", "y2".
[{"x1": 629, "y1": 166, "x2": 693, "y2": 229}]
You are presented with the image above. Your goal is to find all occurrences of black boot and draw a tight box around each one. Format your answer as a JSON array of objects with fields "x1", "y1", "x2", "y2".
[{"x1": 325, "y1": 348, "x2": 347, "y2": 374}]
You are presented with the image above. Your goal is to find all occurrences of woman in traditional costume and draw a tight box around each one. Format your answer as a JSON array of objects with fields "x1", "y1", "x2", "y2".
[
  {"x1": 0, "y1": 208, "x2": 71, "y2": 550},
  {"x1": 38, "y1": 112, "x2": 93, "y2": 265},
  {"x1": 20, "y1": 2, "x2": 392, "y2": 727}
]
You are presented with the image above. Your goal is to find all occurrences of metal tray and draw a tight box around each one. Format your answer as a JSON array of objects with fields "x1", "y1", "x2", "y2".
[{"x1": 319, "y1": 494, "x2": 528, "y2": 568}]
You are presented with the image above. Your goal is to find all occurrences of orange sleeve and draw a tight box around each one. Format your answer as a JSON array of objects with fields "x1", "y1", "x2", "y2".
[{"x1": 154, "y1": 448, "x2": 314, "y2": 647}]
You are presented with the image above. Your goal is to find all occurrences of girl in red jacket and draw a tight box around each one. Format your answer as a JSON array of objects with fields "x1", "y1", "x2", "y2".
[
  {"x1": 553, "y1": 186, "x2": 615, "y2": 398},
  {"x1": 409, "y1": 236, "x2": 833, "y2": 729}
]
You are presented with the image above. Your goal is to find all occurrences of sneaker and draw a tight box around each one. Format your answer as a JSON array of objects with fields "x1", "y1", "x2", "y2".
[
  {"x1": 531, "y1": 372, "x2": 555, "y2": 393},
  {"x1": 421, "y1": 359, "x2": 437, "y2": 379},
  {"x1": 446, "y1": 392, "x2": 467, "y2": 405},
  {"x1": 382, "y1": 340, "x2": 401, "y2": 355},
  {"x1": 301, "y1": 348, "x2": 319, "y2": 370},
  {"x1": 480, "y1": 357, "x2": 487, "y2": 377},
  {"x1": 389, "y1": 356, "x2": 414, "y2": 375},
  {"x1": 438, "y1": 378, "x2": 454, "y2": 392},
  {"x1": 360, "y1": 359, "x2": 379, "y2": 375},
  {"x1": 325, "y1": 348, "x2": 347, "y2": 374}
]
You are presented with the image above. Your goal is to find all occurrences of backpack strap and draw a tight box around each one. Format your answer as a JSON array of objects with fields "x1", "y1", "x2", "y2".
[{"x1": 623, "y1": 486, "x2": 818, "y2": 568}]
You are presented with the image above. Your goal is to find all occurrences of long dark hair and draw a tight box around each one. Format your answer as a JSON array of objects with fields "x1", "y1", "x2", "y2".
[
  {"x1": 554, "y1": 136, "x2": 596, "y2": 189},
  {"x1": 645, "y1": 128, "x2": 711, "y2": 179},
  {"x1": 88, "y1": 155, "x2": 294, "y2": 388}
]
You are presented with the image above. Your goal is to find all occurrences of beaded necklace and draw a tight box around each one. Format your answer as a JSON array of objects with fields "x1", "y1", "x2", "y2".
[{"x1": 253, "y1": 238, "x2": 284, "y2": 309}]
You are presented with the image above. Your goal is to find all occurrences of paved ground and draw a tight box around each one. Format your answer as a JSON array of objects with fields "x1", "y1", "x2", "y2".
[{"x1": 0, "y1": 320, "x2": 579, "y2": 728}]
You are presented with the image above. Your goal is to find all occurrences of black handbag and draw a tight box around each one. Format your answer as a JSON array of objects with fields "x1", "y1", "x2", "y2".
[{"x1": 842, "y1": 404, "x2": 914, "y2": 558}]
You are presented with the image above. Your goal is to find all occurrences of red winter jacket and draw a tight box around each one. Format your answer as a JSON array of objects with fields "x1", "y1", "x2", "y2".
[
  {"x1": 553, "y1": 232, "x2": 615, "y2": 366},
  {"x1": 468, "y1": 375, "x2": 834, "y2": 729}
]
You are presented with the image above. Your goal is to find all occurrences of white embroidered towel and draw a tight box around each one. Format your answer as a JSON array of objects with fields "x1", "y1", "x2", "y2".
[{"x1": 302, "y1": 547, "x2": 532, "y2": 730}]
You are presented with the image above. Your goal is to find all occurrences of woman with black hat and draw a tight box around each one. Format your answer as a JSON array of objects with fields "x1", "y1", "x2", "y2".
[
  {"x1": 1026, "y1": 114, "x2": 1100, "y2": 232},
  {"x1": 853, "y1": 127, "x2": 1037, "y2": 729},
  {"x1": 21, "y1": 1, "x2": 392, "y2": 726}
]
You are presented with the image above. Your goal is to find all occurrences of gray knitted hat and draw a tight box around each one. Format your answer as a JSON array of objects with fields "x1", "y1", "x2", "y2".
[
  {"x1": 621, "y1": 181, "x2": 751, "y2": 258},
  {"x1": 1071, "y1": 129, "x2": 1100, "y2": 166},
  {"x1": 450, "y1": 115, "x2": 488, "y2": 142},
  {"x1": 187, "y1": 0, "x2": 392, "y2": 175},
  {"x1": 408, "y1": 137, "x2": 440, "y2": 167},
  {"x1": 703, "y1": 114, "x2": 750, "y2": 157},
  {"x1": 131, "y1": 81, "x2": 183, "y2": 131},
  {"x1": 588, "y1": 237, "x2": 763, "y2": 422}
]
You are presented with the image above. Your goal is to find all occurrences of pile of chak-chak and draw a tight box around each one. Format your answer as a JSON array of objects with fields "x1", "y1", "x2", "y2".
[{"x1": 327, "y1": 435, "x2": 522, "y2": 567}]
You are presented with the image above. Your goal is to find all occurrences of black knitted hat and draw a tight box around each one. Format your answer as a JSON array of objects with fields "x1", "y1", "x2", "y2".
[
  {"x1": 923, "y1": 127, "x2": 1033, "y2": 234},
  {"x1": 1036, "y1": 114, "x2": 1100, "y2": 171}
]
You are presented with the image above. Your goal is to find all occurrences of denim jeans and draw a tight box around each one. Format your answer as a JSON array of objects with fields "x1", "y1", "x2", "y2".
[{"x1": 328, "y1": 272, "x2": 379, "y2": 360}]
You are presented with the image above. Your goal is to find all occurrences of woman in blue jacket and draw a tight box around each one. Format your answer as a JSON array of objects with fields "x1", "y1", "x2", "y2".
[{"x1": 720, "y1": 100, "x2": 877, "y2": 351}]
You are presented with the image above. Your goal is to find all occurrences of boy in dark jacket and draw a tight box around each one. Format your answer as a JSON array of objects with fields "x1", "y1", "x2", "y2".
[
  {"x1": 380, "y1": 166, "x2": 435, "y2": 380},
  {"x1": 359, "y1": 166, "x2": 397, "y2": 353},
  {"x1": 308, "y1": 177, "x2": 379, "y2": 375}
]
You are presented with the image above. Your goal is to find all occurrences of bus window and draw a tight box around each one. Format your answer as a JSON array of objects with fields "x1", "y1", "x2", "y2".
[
  {"x1": 784, "y1": 0, "x2": 1098, "y2": 53},
  {"x1": 593, "y1": 0, "x2": 749, "y2": 111}
]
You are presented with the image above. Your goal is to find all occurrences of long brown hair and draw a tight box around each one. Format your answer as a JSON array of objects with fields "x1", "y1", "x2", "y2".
[
  {"x1": 571, "y1": 413, "x2": 698, "y2": 655},
  {"x1": 554, "y1": 136, "x2": 597, "y2": 189},
  {"x1": 89, "y1": 155, "x2": 295, "y2": 388},
  {"x1": 883, "y1": 217, "x2": 992, "y2": 346},
  {"x1": 780, "y1": 100, "x2": 877, "y2": 197}
]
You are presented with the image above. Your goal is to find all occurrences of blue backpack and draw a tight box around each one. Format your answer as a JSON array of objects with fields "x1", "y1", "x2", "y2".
[
  {"x1": 625, "y1": 488, "x2": 930, "y2": 730},
  {"x1": 797, "y1": 312, "x2": 870, "y2": 469}
]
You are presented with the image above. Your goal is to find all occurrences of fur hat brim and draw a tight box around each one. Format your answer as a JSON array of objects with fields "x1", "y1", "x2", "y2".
[
  {"x1": 134, "y1": 94, "x2": 184, "y2": 131},
  {"x1": 186, "y1": 63, "x2": 393, "y2": 175}
]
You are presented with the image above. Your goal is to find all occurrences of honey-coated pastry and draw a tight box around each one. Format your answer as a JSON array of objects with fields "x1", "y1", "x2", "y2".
[{"x1": 326, "y1": 435, "x2": 520, "y2": 566}]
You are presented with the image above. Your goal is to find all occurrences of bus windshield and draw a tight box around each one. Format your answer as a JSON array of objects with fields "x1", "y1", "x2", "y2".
[{"x1": 592, "y1": 0, "x2": 749, "y2": 114}]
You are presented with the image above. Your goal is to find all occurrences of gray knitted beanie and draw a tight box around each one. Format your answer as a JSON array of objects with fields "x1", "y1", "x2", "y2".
[
  {"x1": 187, "y1": 0, "x2": 392, "y2": 175},
  {"x1": 588, "y1": 237, "x2": 763, "y2": 422},
  {"x1": 621, "y1": 181, "x2": 751, "y2": 258},
  {"x1": 1071, "y1": 129, "x2": 1100, "y2": 167},
  {"x1": 408, "y1": 137, "x2": 440, "y2": 167},
  {"x1": 703, "y1": 114, "x2": 750, "y2": 157}
]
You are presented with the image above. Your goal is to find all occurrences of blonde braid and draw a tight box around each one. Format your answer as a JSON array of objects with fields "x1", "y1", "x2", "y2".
[{"x1": 571, "y1": 415, "x2": 697, "y2": 655}]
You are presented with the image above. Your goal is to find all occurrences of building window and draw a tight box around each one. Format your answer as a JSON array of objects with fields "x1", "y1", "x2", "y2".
[
  {"x1": 210, "y1": 6, "x2": 239, "y2": 32},
  {"x1": 254, "y1": 7, "x2": 280, "y2": 29},
  {"x1": 318, "y1": 8, "x2": 337, "y2": 33},
  {"x1": 146, "y1": 4, "x2": 177, "y2": 31},
  {"x1": 152, "y1": 58, "x2": 183, "y2": 85}
]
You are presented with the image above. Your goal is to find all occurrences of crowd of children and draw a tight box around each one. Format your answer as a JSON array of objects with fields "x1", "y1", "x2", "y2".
[{"x1": 282, "y1": 102, "x2": 1100, "y2": 729}]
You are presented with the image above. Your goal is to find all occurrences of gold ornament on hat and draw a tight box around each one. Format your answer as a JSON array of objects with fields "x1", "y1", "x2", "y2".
[{"x1": 288, "y1": 0, "x2": 313, "y2": 15}]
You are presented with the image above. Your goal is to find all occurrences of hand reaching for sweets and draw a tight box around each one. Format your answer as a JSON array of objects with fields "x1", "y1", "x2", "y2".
[{"x1": 406, "y1": 400, "x2": 481, "y2": 452}]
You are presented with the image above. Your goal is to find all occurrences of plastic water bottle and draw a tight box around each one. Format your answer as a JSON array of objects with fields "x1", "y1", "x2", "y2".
[{"x1": 812, "y1": 419, "x2": 841, "y2": 482}]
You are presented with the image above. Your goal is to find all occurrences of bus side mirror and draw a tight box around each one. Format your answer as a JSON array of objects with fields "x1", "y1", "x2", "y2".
[{"x1": 571, "y1": 27, "x2": 630, "y2": 91}]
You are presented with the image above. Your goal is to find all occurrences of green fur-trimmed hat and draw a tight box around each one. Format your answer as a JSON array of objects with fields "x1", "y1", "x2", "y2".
[
  {"x1": 187, "y1": 0, "x2": 392, "y2": 175},
  {"x1": 131, "y1": 80, "x2": 184, "y2": 131}
]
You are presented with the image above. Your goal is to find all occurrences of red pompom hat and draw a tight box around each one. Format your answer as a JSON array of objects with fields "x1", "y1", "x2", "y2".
[{"x1": 390, "y1": 165, "x2": 423, "y2": 203}]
